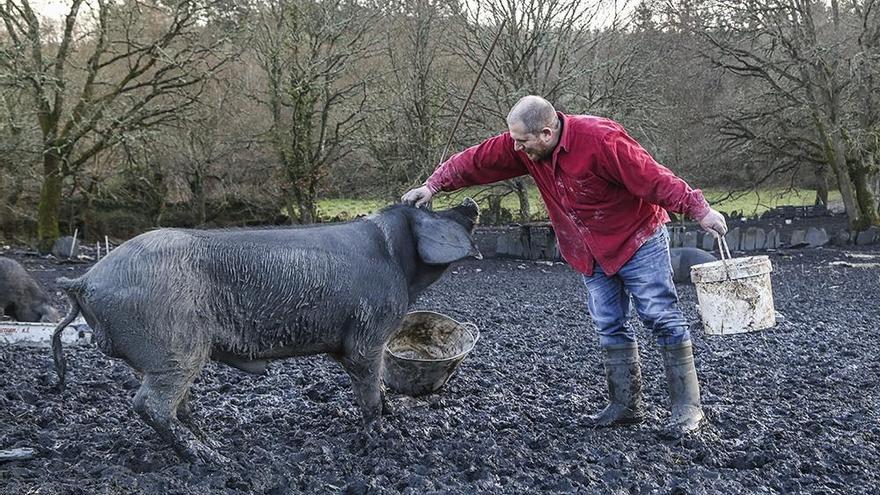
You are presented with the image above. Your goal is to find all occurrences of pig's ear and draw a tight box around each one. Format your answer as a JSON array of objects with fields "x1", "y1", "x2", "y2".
[{"x1": 413, "y1": 215, "x2": 482, "y2": 265}]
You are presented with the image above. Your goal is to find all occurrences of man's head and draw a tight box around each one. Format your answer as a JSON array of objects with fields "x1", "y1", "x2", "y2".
[{"x1": 506, "y1": 95, "x2": 561, "y2": 161}]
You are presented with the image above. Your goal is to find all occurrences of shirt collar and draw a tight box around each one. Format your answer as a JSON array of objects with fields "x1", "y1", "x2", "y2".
[
  {"x1": 556, "y1": 112, "x2": 571, "y2": 153},
  {"x1": 549, "y1": 112, "x2": 570, "y2": 167}
]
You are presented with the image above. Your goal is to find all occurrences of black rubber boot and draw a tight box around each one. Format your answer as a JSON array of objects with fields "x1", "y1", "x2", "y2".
[
  {"x1": 589, "y1": 342, "x2": 646, "y2": 427},
  {"x1": 660, "y1": 341, "x2": 705, "y2": 438}
]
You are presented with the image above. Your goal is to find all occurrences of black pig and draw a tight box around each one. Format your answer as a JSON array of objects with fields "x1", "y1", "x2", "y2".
[
  {"x1": 52, "y1": 200, "x2": 480, "y2": 464},
  {"x1": 669, "y1": 247, "x2": 717, "y2": 283},
  {"x1": 0, "y1": 257, "x2": 60, "y2": 323}
]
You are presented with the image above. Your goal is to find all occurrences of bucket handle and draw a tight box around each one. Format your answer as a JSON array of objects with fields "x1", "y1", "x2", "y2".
[
  {"x1": 716, "y1": 234, "x2": 732, "y2": 260},
  {"x1": 462, "y1": 322, "x2": 481, "y2": 344},
  {"x1": 463, "y1": 322, "x2": 480, "y2": 336}
]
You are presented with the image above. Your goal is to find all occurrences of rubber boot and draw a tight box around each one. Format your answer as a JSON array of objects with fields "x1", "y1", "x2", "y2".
[
  {"x1": 589, "y1": 342, "x2": 646, "y2": 427},
  {"x1": 660, "y1": 341, "x2": 705, "y2": 438}
]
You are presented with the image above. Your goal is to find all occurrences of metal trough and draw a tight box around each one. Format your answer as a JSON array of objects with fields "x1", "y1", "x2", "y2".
[{"x1": 383, "y1": 311, "x2": 479, "y2": 397}]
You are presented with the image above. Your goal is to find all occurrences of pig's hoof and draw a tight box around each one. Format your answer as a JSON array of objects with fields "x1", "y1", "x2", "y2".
[
  {"x1": 358, "y1": 425, "x2": 384, "y2": 451},
  {"x1": 381, "y1": 399, "x2": 395, "y2": 416},
  {"x1": 188, "y1": 425, "x2": 221, "y2": 450}
]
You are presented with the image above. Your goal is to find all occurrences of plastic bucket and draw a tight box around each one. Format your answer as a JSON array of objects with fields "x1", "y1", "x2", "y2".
[
  {"x1": 383, "y1": 311, "x2": 479, "y2": 397},
  {"x1": 690, "y1": 255, "x2": 775, "y2": 335}
]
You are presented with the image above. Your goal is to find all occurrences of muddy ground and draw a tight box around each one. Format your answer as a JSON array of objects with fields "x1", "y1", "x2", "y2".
[{"x1": 1, "y1": 243, "x2": 879, "y2": 494}]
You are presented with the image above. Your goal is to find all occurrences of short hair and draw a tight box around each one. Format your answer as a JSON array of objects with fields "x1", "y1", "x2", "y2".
[{"x1": 506, "y1": 95, "x2": 558, "y2": 134}]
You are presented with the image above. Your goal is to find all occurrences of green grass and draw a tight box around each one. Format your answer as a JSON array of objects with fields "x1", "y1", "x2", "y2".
[
  {"x1": 704, "y1": 188, "x2": 841, "y2": 217},
  {"x1": 316, "y1": 198, "x2": 387, "y2": 221},
  {"x1": 316, "y1": 187, "x2": 840, "y2": 222}
]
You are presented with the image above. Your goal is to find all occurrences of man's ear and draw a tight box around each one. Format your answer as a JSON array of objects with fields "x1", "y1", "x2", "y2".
[{"x1": 412, "y1": 214, "x2": 482, "y2": 265}]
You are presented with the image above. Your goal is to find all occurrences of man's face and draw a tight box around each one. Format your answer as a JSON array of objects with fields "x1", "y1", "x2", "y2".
[{"x1": 508, "y1": 121, "x2": 556, "y2": 161}]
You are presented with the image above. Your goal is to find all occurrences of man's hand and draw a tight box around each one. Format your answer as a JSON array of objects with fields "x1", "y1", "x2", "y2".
[
  {"x1": 698, "y1": 208, "x2": 728, "y2": 237},
  {"x1": 401, "y1": 185, "x2": 434, "y2": 207}
]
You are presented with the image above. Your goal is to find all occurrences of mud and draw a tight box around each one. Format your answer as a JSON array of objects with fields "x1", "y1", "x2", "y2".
[
  {"x1": 386, "y1": 312, "x2": 477, "y2": 360},
  {"x1": 1, "y1": 245, "x2": 879, "y2": 494}
]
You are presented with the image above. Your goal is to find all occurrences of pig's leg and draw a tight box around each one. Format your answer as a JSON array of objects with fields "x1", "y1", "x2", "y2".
[
  {"x1": 381, "y1": 387, "x2": 394, "y2": 416},
  {"x1": 176, "y1": 390, "x2": 200, "y2": 432},
  {"x1": 133, "y1": 370, "x2": 227, "y2": 464},
  {"x1": 332, "y1": 352, "x2": 392, "y2": 418},
  {"x1": 339, "y1": 351, "x2": 384, "y2": 440}
]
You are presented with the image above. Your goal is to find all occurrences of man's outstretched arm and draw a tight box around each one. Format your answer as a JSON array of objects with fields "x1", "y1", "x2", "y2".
[{"x1": 402, "y1": 133, "x2": 528, "y2": 206}]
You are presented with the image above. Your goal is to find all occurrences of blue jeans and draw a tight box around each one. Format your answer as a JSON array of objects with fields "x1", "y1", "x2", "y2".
[{"x1": 582, "y1": 227, "x2": 690, "y2": 348}]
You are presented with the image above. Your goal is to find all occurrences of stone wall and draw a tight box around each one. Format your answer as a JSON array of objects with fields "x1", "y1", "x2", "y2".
[{"x1": 481, "y1": 221, "x2": 879, "y2": 262}]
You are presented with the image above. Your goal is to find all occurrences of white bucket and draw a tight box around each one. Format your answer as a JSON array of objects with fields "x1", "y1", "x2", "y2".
[{"x1": 690, "y1": 253, "x2": 775, "y2": 335}]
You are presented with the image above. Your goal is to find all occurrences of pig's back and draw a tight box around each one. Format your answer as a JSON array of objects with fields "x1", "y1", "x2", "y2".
[{"x1": 76, "y1": 224, "x2": 407, "y2": 355}]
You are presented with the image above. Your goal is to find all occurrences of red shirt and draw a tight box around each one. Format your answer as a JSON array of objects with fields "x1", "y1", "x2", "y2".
[{"x1": 426, "y1": 113, "x2": 710, "y2": 276}]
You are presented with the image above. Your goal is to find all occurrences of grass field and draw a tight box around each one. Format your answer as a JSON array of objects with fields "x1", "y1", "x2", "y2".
[
  {"x1": 704, "y1": 188, "x2": 841, "y2": 216},
  {"x1": 316, "y1": 187, "x2": 840, "y2": 222}
]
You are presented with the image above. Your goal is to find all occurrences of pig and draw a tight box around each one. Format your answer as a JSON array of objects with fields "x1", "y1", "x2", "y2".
[
  {"x1": 669, "y1": 247, "x2": 717, "y2": 283},
  {"x1": 0, "y1": 257, "x2": 61, "y2": 322},
  {"x1": 52, "y1": 200, "x2": 481, "y2": 464}
]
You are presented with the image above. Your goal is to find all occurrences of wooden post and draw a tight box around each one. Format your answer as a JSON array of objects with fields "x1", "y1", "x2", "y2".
[{"x1": 70, "y1": 228, "x2": 78, "y2": 260}]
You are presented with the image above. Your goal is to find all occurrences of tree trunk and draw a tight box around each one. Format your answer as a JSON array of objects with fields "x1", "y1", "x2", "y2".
[
  {"x1": 284, "y1": 201, "x2": 297, "y2": 224},
  {"x1": 828, "y1": 131, "x2": 863, "y2": 229},
  {"x1": 190, "y1": 173, "x2": 207, "y2": 225},
  {"x1": 872, "y1": 173, "x2": 880, "y2": 218},
  {"x1": 512, "y1": 178, "x2": 530, "y2": 223},
  {"x1": 487, "y1": 195, "x2": 503, "y2": 225},
  {"x1": 293, "y1": 184, "x2": 317, "y2": 224},
  {"x1": 814, "y1": 164, "x2": 828, "y2": 206},
  {"x1": 850, "y1": 158, "x2": 880, "y2": 228},
  {"x1": 37, "y1": 152, "x2": 64, "y2": 251},
  {"x1": 1, "y1": 175, "x2": 24, "y2": 236},
  {"x1": 288, "y1": 187, "x2": 316, "y2": 224},
  {"x1": 82, "y1": 191, "x2": 95, "y2": 240},
  {"x1": 198, "y1": 192, "x2": 207, "y2": 226},
  {"x1": 299, "y1": 198, "x2": 316, "y2": 224}
]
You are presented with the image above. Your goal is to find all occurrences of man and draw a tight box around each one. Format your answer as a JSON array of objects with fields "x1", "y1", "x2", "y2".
[{"x1": 402, "y1": 95, "x2": 727, "y2": 437}]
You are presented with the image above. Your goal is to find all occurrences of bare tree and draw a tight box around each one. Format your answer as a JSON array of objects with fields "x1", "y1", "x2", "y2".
[
  {"x1": 0, "y1": 83, "x2": 39, "y2": 237},
  {"x1": 451, "y1": 0, "x2": 626, "y2": 222},
  {"x1": 0, "y1": 0, "x2": 236, "y2": 247},
  {"x1": 691, "y1": 0, "x2": 880, "y2": 228},
  {"x1": 158, "y1": 77, "x2": 261, "y2": 225},
  {"x1": 363, "y1": 0, "x2": 454, "y2": 198},
  {"x1": 252, "y1": 0, "x2": 378, "y2": 224}
]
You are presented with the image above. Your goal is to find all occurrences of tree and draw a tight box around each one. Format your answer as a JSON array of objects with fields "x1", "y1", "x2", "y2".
[
  {"x1": 0, "y1": 0, "x2": 236, "y2": 247},
  {"x1": 362, "y1": 0, "x2": 454, "y2": 198},
  {"x1": 451, "y1": 0, "x2": 626, "y2": 222},
  {"x1": 0, "y1": 82, "x2": 39, "y2": 237},
  {"x1": 252, "y1": 0, "x2": 378, "y2": 224},
  {"x1": 693, "y1": 0, "x2": 880, "y2": 228},
  {"x1": 159, "y1": 77, "x2": 260, "y2": 225}
]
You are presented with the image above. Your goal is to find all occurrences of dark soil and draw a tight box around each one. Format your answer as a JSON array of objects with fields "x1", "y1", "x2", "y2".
[{"x1": 1, "y1": 242, "x2": 879, "y2": 494}]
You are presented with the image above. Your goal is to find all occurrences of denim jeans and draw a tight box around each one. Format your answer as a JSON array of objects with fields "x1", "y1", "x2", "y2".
[{"x1": 582, "y1": 227, "x2": 690, "y2": 347}]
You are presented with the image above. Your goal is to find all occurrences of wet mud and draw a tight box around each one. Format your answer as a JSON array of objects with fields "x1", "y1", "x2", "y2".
[{"x1": 1, "y1": 246, "x2": 879, "y2": 493}]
